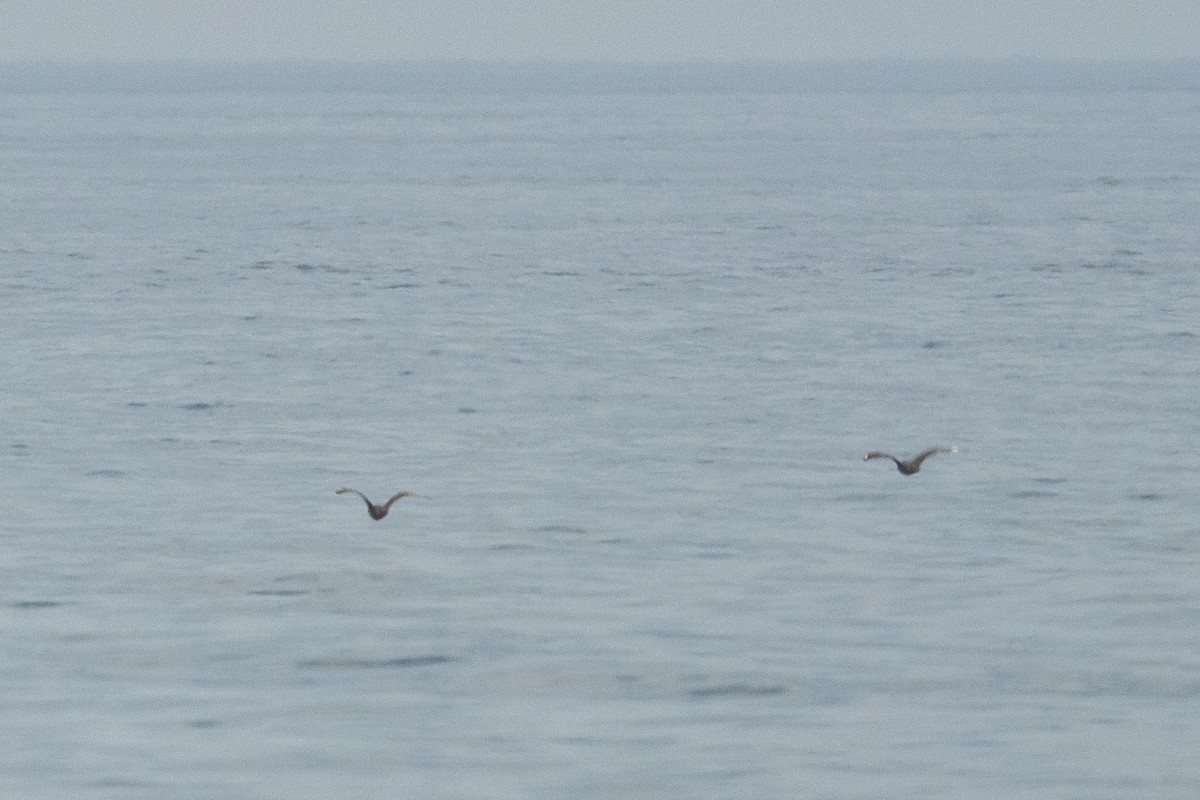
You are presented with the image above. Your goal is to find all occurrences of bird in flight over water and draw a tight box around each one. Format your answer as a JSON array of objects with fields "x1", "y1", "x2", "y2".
[
  {"x1": 336, "y1": 487, "x2": 430, "y2": 520},
  {"x1": 864, "y1": 447, "x2": 956, "y2": 475}
]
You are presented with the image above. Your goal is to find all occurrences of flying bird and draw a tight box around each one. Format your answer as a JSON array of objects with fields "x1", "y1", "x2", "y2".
[
  {"x1": 336, "y1": 487, "x2": 429, "y2": 520},
  {"x1": 864, "y1": 447, "x2": 956, "y2": 475}
]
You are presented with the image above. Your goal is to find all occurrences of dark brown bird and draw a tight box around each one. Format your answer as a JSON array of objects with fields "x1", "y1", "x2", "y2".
[
  {"x1": 336, "y1": 487, "x2": 429, "y2": 520},
  {"x1": 864, "y1": 447, "x2": 956, "y2": 475}
]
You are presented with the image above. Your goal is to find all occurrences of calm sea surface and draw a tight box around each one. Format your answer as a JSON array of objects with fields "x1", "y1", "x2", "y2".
[{"x1": 2, "y1": 88, "x2": 1199, "y2": 798}]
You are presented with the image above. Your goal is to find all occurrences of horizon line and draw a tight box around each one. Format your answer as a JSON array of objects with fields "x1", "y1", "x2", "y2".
[
  {"x1": 3, "y1": 58, "x2": 1197, "y2": 94},
  {"x1": 4, "y1": 55, "x2": 1200, "y2": 65}
]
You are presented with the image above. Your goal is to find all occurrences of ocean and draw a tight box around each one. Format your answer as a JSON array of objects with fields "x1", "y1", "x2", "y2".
[{"x1": 3, "y1": 74, "x2": 1199, "y2": 798}]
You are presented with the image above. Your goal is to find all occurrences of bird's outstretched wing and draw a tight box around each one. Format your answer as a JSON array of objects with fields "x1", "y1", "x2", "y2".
[
  {"x1": 864, "y1": 451, "x2": 896, "y2": 463},
  {"x1": 336, "y1": 487, "x2": 372, "y2": 507},
  {"x1": 380, "y1": 491, "x2": 430, "y2": 511},
  {"x1": 910, "y1": 447, "x2": 956, "y2": 468}
]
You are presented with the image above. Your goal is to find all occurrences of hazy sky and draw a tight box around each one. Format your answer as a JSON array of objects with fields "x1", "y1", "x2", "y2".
[{"x1": 4, "y1": 1, "x2": 1199, "y2": 62}]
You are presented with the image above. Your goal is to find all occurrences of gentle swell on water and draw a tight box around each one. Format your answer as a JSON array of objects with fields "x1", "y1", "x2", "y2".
[{"x1": 2, "y1": 86, "x2": 1199, "y2": 799}]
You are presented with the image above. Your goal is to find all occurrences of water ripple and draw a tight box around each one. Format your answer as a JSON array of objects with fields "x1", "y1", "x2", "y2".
[{"x1": 296, "y1": 655, "x2": 457, "y2": 670}]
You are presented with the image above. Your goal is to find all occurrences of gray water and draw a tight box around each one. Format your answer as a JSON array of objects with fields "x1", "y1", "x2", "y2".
[{"x1": 3, "y1": 87, "x2": 1199, "y2": 798}]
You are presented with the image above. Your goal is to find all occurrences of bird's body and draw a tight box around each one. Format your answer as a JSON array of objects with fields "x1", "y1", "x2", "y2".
[
  {"x1": 336, "y1": 487, "x2": 428, "y2": 520},
  {"x1": 864, "y1": 447, "x2": 955, "y2": 475}
]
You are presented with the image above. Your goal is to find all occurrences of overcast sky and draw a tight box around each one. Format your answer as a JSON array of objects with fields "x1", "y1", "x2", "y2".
[{"x1": 3, "y1": 1, "x2": 1199, "y2": 62}]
